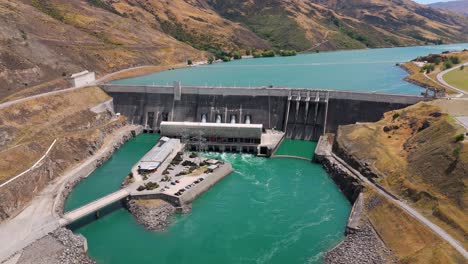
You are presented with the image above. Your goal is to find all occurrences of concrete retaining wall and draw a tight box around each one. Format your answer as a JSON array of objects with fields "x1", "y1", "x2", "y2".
[{"x1": 180, "y1": 163, "x2": 234, "y2": 204}]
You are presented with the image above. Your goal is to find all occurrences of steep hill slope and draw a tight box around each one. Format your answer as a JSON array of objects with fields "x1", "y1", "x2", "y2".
[
  {"x1": 336, "y1": 101, "x2": 467, "y2": 247},
  {"x1": 1, "y1": 0, "x2": 467, "y2": 101},
  {"x1": 207, "y1": 0, "x2": 468, "y2": 50},
  {"x1": 429, "y1": 0, "x2": 468, "y2": 15}
]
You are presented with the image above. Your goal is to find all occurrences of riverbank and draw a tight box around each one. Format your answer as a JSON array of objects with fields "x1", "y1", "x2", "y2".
[
  {"x1": 316, "y1": 114, "x2": 467, "y2": 263},
  {"x1": 314, "y1": 134, "x2": 395, "y2": 263},
  {"x1": 54, "y1": 125, "x2": 143, "y2": 217},
  {"x1": 0, "y1": 125, "x2": 143, "y2": 263},
  {"x1": 12, "y1": 228, "x2": 94, "y2": 264}
]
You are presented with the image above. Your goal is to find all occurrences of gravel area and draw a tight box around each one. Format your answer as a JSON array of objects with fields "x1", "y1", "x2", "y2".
[
  {"x1": 325, "y1": 221, "x2": 395, "y2": 264},
  {"x1": 16, "y1": 228, "x2": 94, "y2": 264},
  {"x1": 126, "y1": 199, "x2": 176, "y2": 231}
]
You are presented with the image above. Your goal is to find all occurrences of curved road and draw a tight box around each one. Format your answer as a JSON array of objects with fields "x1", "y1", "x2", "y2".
[
  {"x1": 437, "y1": 62, "x2": 468, "y2": 96},
  {"x1": 331, "y1": 153, "x2": 468, "y2": 259},
  {"x1": 0, "y1": 65, "x2": 158, "y2": 111}
]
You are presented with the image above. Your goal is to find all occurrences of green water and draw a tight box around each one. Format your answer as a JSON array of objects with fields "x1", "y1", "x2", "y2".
[
  {"x1": 65, "y1": 135, "x2": 351, "y2": 263},
  {"x1": 112, "y1": 44, "x2": 468, "y2": 95},
  {"x1": 65, "y1": 134, "x2": 160, "y2": 211},
  {"x1": 274, "y1": 140, "x2": 317, "y2": 160}
]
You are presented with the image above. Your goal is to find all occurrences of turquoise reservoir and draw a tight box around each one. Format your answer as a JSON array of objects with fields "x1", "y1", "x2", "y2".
[
  {"x1": 112, "y1": 44, "x2": 468, "y2": 95},
  {"x1": 65, "y1": 136, "x2": 351, "y2": 263}
]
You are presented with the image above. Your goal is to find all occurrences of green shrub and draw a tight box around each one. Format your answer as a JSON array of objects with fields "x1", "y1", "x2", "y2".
[
  {"x1": 454, "y1": 133, "x2": 465, "y2": 142},
  {"x1": 279, "y1": 50, "x2": 297, "y2": 56},
  {"x1": 232, "y1": 51, "x2": 242, "y2": 60},
  {"x1": 145, "y1": 182, "x2": 159, "y2": 191},
  {"x1": 252, "y1": 51, "x2": 262, "y2": 58},
  {"x1": 448, "y1": 56, "x2": 460, "y2": 65},
  {"x1": 208, "y1": 56, "x2": 214, "y2": 64},
  {"x1": 245, "y1": 49, "x2": 251, "y2": 56},
  {"x1": 444, "y1": 60, "x2": 453, "y2": 70},
  {"x1": 392, "y1": 113, "x2": 400, "y2": 120},
  {"x1": 421, "y1": 63, "x2": 435, "y2": 73},
  {"x1": 461, "y1": 65, "x2": 465, "y2": 71},
  {"x1": 261, "y1": 50, "x2": 275, "y2": 57},
  {"x1": 187, "y1": 59, "x2": 193, "y2": 65},
  {"x1": 452, "y1": 146, "x2": 461, "y2": 158}
]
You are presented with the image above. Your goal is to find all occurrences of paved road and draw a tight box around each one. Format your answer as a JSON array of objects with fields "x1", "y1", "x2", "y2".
[
  {"x1": 0, "y1": 65, "x2": 157, "y2": 111},
  {"x1": 437, "y1": 62, "x2": 468, "y2": 96},
  {"x1": 331, "y1": 153, "x2": 468, "y2": 259}
]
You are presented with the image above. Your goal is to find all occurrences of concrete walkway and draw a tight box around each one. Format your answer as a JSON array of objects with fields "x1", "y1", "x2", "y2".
[
  {"x1": 436, "y1": 62, "x2": 468, "y2": 96},
  {"x1": 331, "y1": 153, "x2": 468, "y2": 259},
  {"x1": 59, "y1": 189, "x2": 130, "y2": 226}
]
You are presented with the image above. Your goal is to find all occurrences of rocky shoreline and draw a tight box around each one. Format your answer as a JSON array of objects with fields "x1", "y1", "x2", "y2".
[
  {"x1": 54, "y1": 126, "x2": 142, "y2": 217},
  {"x1": 15, "y1": 228, "x2": 94, "y2": 264},
  {"x1": 315, "y1": 135, "x2": 395, "y2": 264},
  {"x1": 325, "y1": 221, "x2": 395, "y2": 264},
  {"x1": 6, "y1": 126, "x2": 143, "y2": 264},
  {"x1": 126, "y1": 199, "x2": 176, "y2": 231}
]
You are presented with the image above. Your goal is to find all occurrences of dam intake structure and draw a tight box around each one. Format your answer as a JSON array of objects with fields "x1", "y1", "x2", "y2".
[{"x1": 102, "y1": 83, "x2": 431, "y2": 142}]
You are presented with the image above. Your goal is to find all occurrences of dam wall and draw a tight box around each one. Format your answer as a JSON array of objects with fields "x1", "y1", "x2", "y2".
[{"x1": 102, "y1": 84, "x2": 429, "y2": 141}]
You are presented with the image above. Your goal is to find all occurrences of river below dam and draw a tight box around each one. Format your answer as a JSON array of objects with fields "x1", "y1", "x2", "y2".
[
  {"x1": 112, "y1": 43, "x2": 468, "y2": 95},
  {"x1": 64, "y1": 134, "x2": 351, "y2": 264}
]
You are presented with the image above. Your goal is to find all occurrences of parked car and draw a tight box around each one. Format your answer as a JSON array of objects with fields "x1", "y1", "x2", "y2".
[
  {"x1": 198, "y1": 177, "x2": 204, "y2": 182},
  {"x1": 165, "y1": 186, "x2": 170, "y2": 189},
  {"x1": 175, "y1": 180, "x2": 180, "y2": 183},
  {"x1": 179, "y1": 189, "x2": 185, "y2": 193},
  {"x1": 171, "y1": 182, "x2": 176, "y2": 185}
]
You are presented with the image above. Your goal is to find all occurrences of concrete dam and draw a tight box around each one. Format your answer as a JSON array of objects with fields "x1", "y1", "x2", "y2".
[{"x1": 102, "y1": 83, "x2": 430, "y2": 141}]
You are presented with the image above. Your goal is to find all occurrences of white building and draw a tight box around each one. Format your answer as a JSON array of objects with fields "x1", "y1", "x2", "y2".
[
  {"x1": 160, "y1": 121, "x2": 263, "y2": 154},
  {"x1": 69, "y1": 70, "x2": 96, "y2": 87}
]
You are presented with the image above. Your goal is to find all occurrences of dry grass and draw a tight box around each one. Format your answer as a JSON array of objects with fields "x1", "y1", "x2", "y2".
[
  {"x1": 0, "y1": 86, "x2": 123, "y2": 182},
  {"x1": 401, "y1": 62, "x2": 452, "y2": 94},
  {"x1": 443, "y1": 66, "x2": 468, "y2": 92},
  {"x1": 403, "y1": 50, "x2": 468, "y2": 95},
  {"x1": 365, "y1": 190, "x2": 466, "y2": 264},
  {"x1": 134, "y1": 199, "x2": 166, "y2": 207},
  {"x1": 337, "y1": 101, "x2": 467, "y2": 249}
]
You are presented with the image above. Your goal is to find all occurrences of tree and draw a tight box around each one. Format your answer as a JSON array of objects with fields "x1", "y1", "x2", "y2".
[
  {"x1": 448, "y1": 56, "x2": 460, "y2": 65},
  {"x1": 261, "y1": 50, "x2": 275, "y2": 57},
  {"x1": 187, "y1": 59, "x2": 193, "y2": 65},
  {"x1": 208, "y1": 56, "x2": 214, "y2": 64},
  {"x1": 461, "y1": 65, "x2": 465, "y2": 71},
  {"x1": 245, "y1": 49, "x2": 251, "y2": 56},
  {"x1": 252, "y1": 50, "x2": 262, "y2": 58},
  {"x1": 232, "y1": 51, "x2": 242, "y2": 60}
]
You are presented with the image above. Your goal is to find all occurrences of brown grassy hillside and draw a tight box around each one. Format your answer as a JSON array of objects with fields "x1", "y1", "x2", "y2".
[
  {"x1": 0, "y1": 0, "x2": 206, "y2": 99},
  {"x1": 0, "y1": 86, "x2": 127, "y2": 221},
  {"x1": 337, "y1": 101, "x2": 467, "y2": 247},
  {"x1": 1, "y1": 0, "x2": 467, "y2": 100},
  {"x1": 208, "y1": 0, "x2": 468, "y2": 50}
]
